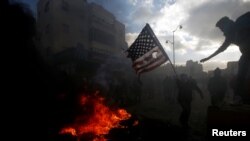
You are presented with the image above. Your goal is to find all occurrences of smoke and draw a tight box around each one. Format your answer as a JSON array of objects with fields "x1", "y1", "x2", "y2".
[{"x1": 92, "y1": 52, "x2": 133, "y2": 93}]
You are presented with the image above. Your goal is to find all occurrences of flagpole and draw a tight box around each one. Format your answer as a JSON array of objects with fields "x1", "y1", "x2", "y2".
[
  {"x1": 164, "y1": 54, "x2": 178, "y2": 77},
  {"x1": 146, "y1": 24, "x2": 178, "y2": 77},
  {"x1": 160, "y1": 48, "x2": 178, "y2": 78}
]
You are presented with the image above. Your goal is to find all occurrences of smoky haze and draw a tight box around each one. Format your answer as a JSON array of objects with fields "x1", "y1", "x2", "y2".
[{"x1": 5, "y1": 0, "x2": 250, "y2": 140}]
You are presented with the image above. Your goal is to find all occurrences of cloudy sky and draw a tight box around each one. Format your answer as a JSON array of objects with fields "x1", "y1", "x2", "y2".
[{"x1": 18, "y1": 0, "x2": 250, "y2": 71}]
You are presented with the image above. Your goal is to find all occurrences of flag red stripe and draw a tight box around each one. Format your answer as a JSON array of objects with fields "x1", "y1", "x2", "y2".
[
  {"x1": 127, "y1": 23, "x2": 171, "y2": 75},
  {"x1": 133, "y1": 47, "x2": 161, "y2": 69},
  {"x1": 136, "y1": 54, "x2": 167, "y2": 74},
  {"x1": 132, "y1": 47, "x2": 168, "y2": 74}
]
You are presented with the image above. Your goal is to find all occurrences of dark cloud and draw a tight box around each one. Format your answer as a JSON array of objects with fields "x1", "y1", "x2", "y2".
[
  {"x1": 183, "y1": 0, "x2": 250, "y2": 44},
  {"x1": 195, "y1": 39, "x2": 213, "y2": 51}
]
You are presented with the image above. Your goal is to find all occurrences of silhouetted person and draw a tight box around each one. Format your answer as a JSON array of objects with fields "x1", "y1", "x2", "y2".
[
  {"x1": 2, "y1": 1, "x2": 74, "y2": 140},
  {"x1": 208, "y1": 68, "x2": 227, "y2": 107},
  {"x1": 200, "y1": 12, "x2": 250, "y2": 103},
  {"x1": 2, "y1": 0, "x2": 47, "y2": 139},
  {"x1": 176, "y1": 74, "x2": 203, "y2": 129}
]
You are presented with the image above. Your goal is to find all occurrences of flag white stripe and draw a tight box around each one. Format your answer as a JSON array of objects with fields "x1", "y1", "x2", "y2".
[
  {"x1": 133, "y1": 47, "x2": 160, "y2": 68},
  {"x1": 127, "y1": 23, "x2": 170, "y2": 75},
  {"x1": 133, "y1": 47, "x2": 167, "y2": 74},
  {"x1": 137, "y1": 55, "x2": 167, "y2": 74}
]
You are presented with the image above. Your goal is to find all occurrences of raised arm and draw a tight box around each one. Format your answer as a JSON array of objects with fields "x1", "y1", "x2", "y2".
[{"x1": 200, "y1": 40, "x2": 230, "y2": 63}]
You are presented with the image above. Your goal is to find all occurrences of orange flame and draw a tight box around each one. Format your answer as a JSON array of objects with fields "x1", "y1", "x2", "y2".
[
  {"x1": 59, "y1": 127, "x2": 77, "y2": 136},
  {"x1": 60, "y1": 93, "x2": 131, "y2": 141}
]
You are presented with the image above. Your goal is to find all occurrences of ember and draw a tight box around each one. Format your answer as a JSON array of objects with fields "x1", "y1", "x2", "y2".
[
  {"x1": 59, "y1": 127, "x2": 77, "y2": 136},
  {"x1": 59, "y1": 92, "x2": 131, "y2": 141}
]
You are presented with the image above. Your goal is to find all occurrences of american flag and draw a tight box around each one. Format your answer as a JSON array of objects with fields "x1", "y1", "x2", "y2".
[{"x1": 127, "y1": 23, "x2": 169, "y2": 74}]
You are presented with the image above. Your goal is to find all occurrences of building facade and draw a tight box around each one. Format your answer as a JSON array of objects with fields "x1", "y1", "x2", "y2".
[{"x1": 37, "y1": 0, "x2": 128, "y2": 77}]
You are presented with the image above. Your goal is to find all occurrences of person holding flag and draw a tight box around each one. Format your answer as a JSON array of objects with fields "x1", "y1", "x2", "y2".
[
  {"x1": 126, "y1": 23, "x2": 205, "y2": 130},
  {"x1": 126, "y1": 23, "x2": 171, "y2": 75}
]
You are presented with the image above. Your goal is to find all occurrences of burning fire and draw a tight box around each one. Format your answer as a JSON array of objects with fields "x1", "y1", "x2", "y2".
[
  {"x1": 59, "y1": 91, "x2": 131, "y2": 141},
  {"x1": 59, "y1": 127, "x2": 77, "y2": 136}
]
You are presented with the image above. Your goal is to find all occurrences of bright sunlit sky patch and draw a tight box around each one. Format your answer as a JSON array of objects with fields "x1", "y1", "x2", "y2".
[{"x1": 19, "y1": 0, "x2": 250, "y2": 71}]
